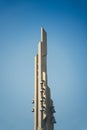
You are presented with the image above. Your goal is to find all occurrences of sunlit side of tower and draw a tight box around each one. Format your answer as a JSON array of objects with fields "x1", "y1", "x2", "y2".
[{"x1": 32, "y1": 28, "x2": 56, "y2": 130}]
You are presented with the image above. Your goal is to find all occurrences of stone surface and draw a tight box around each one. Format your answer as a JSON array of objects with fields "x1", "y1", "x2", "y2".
[{"x1": 33, "y1": 28, "x2": 56, "y2": 130}]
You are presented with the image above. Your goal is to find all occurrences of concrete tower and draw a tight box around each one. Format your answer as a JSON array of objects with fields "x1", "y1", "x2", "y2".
[{"x1": 32, "y1": 28, "x2": 56, "y2": 130}]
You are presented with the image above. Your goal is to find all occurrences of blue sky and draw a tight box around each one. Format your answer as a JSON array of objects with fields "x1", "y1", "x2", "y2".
[{"x1": 0, "y1": 0, "x2": 87, "y2": 130}]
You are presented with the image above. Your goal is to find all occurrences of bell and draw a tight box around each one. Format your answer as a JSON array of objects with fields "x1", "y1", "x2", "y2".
[
  {"x1": 42, "y1": 96, "x2": 45, "y2": 99},
  {"x1": 51, "y1": 108, "x2": 56, "y2": 113},
  {"x1": 32, "y1": 99, "x2": 34, "y2": 104},
  {"x1": 32, "y1": 108, "x2": 34, "y2": 112},
  {"x1": 41, "y1": 86, "x2": 45, "y2": 90},
  {"x1": 40, "y1": 80, "x2": 44, "y2": 84},
  {"x1": 40, "y1": 89, "x2": 44, "y2": 93},
  {"x1": 40, "y1": 107, "x2": 44, "y2": 112},
  {"x1": 40, "y1": 98, "x2": 43, "y2": 102},
  {"x1": 52, "y1": 117, "x2": 56, "y2": 124}
]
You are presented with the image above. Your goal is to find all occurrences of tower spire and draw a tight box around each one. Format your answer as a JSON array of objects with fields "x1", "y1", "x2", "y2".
[
  {"x1": 32, "y1": 28, "x2": 56, "y2": 130},
  {"x1": 41, "y1": 27, "x2": 47, "y2": 43}
]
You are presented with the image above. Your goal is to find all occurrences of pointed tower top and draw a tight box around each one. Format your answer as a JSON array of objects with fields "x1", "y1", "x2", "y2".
[
  {"x1": 40, "y1": 27, "x2": 47, "y2": 56},
  {"x1": 41, "y1": 27, "x2": 47, "y2": 43}
]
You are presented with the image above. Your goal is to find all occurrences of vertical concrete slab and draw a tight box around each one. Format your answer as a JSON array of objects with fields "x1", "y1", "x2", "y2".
[{"x1": 33, "y1": 27, "x2": 56, "y2": 130}]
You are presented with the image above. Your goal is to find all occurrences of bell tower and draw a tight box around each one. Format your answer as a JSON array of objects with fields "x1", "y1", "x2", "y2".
[{"x1": 32, "y1": 28, "x2": 56, "y2": 130}]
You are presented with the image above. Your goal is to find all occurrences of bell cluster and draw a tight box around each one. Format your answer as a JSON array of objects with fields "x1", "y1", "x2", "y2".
[
  {"x1": 40, "y1": 80, "x2": 46, "y2": 113},
  {"x1": 32, "y1": 79, "x2": 56, "y2": 124}
]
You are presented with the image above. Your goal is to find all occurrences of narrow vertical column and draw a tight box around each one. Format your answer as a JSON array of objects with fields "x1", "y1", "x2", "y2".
[
  {"x1": 38, "y1": 42, "x2": 43, "y2": 129},
  {"x1": 34, "y1": 55, "x2": 38, "y2": 130},
  {"x1": 38, "y1": 28, "x2": 47, "y2": 130}
]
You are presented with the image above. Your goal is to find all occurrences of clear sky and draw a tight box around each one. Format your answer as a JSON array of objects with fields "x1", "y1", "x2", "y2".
[{"x1": 0, "y1": 0, "x2": 87, "y2": 130}]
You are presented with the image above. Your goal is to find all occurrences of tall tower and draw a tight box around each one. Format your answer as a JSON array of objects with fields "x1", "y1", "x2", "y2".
[{"x1": 32, "y1": 28, "x2": 56, "y2": 130}]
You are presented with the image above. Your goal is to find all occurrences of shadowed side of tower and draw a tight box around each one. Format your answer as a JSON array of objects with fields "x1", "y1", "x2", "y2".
[{"x1": 32, "y1": 28, "x2": 56, "y2": 130}]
